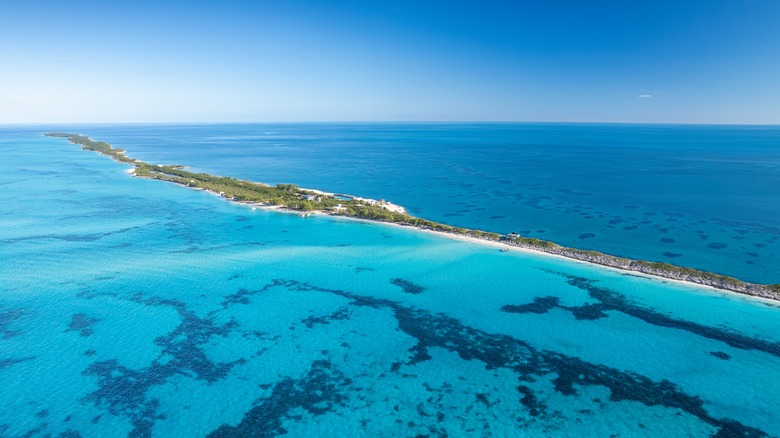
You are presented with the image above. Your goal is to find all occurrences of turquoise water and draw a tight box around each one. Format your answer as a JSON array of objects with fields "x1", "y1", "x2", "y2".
[
  {"x1": 2, "y1": 127, "x2": 780, "y2": 437},
  {"x1": 51, "y1": 122, "x2": 780, "y2": 284}
]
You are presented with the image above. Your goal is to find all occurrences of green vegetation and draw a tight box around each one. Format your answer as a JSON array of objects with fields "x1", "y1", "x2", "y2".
[
  {"x1": 134, "y1": 163, "x2": 338, "y2": 208},
  {"x1": 48, "y1": 132, "x2": 361, "y2": 210},
  {"x1": 47, "y1": 133, "x2": 136, "y2": 164},
  {"x1": 46, "y1": 132, "x2": 780, "y2": 299},
  {"x1": 506, "y1": 234, "x2": 560, "y2": 249},
  {"x1": 631, "y1": 261, "x2": 744, "y2": 286}
]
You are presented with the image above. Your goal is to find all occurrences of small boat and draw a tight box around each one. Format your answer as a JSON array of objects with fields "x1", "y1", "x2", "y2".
[{"x1": 501, "y1": 248, "x2": 509, "y2": 252}]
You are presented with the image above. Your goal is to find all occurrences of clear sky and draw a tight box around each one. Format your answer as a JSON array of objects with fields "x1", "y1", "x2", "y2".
[{"x1": 2, "y1": 0, "x2": 779, "y2": 124}]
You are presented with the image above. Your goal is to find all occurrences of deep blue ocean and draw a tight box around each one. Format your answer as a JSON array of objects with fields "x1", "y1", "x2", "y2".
[{"x1": 2, "y1": 124, "x2": 780, "y2": 437}]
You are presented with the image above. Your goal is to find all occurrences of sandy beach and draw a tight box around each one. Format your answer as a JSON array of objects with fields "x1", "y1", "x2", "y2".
[
  {"x1": 241, "y1": 201, "x2": 780, "y2": 306},
  {"x1": 121, "y1": 165, "x2": 777, "y2": 305}
]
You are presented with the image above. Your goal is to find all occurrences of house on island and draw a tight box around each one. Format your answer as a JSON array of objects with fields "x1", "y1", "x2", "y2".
[{"x1": 505, "y1": 232, "x2": 520, "y2": 240}]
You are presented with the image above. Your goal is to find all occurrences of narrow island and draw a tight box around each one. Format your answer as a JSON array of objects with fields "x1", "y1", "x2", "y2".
[{"x1": 46, "y1": 133, "x2": 780, "y2": 302}]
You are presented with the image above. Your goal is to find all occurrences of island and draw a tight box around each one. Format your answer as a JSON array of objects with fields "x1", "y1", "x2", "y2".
[{"x1": 46, "y1": 132, "x2": 780, "y2": 302}]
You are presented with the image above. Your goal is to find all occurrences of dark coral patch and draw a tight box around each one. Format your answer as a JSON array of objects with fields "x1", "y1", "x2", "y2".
[
  {"x1": 301, "y1": 307, "x2": 350, "y2": 328},
  {"x1": 83, "y1": 294, "x2": 241, "y2": 437},
  {"x1": 390, "y1": 278, "x2": 425, "y2": 295},
  {"x1": 0, "y1": 226, "x2": 139, "y2": 245},
  {"x1": 567, "y1": 303, "x2": 609, "y2": 320},
  {"x1": 222, "y1": 288, "x2": 262, "y2": 306},
  {"x1": 707, "y1": 243, "x2": 727, "y2": 250},
  {"x1": 66, "y1": 314, "x2": 100, "y2": 337},
  {"x1": 0, "y1": 309, "x2": 26, "y2": 340},
  {"x1": 501, "y1": 297, "x2": 560, "y2": 315},
  {"x1": 517, "y1": 385, "x2": 545, "y2": 417},
  {"x1": 709, "y1": 351, "x2": 731, "y2": 360},
  {"x1": 268, "y1": 279, "x2": 768, "y2": 437},
  {"x1": 501, "y1": 297, "x2": 608, "y2": 320},
  {"x1": 660, "y1": 238, "x2": 676, "y2": 243},
  {"x1": 540, "y1": 269, "x2": 780, "y2": 359},
  {"x1": 578, "y1": 233, "x2": 596, "y2": 240},
  {"x1": 207, "y1": 360, "x2": 350, "y2": 438},
  {"x1": 0, "y1": 356, "x2": 35, "y2": 370}
]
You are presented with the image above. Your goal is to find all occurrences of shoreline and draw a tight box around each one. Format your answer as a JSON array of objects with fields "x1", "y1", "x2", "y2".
[
  {"x1": 406, "y1": 224, "x2": 780, "y2": 306},
  {"x1": 274, "y1": 204, "x2": 780, "y2": 306},
  {"x1": 46, "y1": 132, "x2": 780, "y2": 303}
]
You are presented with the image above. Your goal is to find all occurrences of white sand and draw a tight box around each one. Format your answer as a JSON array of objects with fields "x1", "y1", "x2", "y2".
[
  {"x1": 302, "y1": 211, "x2": 780, "y2": 306},
  {"x1": 122, "y1": 166, "x2": 777, "y2": 306}
]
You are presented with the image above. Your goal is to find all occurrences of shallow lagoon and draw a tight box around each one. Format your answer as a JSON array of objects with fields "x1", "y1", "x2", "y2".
[{"x1": 2, "y1": 128, "x2": 780, "y2": 437}]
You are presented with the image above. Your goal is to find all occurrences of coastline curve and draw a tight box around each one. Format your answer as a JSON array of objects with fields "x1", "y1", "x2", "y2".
[{"x1": 45, "y1": 132, "x2": 780, "y2": 302}]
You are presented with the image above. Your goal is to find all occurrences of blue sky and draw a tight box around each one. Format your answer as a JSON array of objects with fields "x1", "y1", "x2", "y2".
[{"x1": 1, "y1": 0, "x2": 779, "y2": 123}]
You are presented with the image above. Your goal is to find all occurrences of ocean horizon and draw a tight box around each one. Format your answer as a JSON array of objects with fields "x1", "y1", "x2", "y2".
[{"x1": 2, "y1": 124, "x2": 780, "y2": 437}]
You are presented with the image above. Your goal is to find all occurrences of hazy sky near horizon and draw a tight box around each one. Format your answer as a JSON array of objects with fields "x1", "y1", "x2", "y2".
[{"x1": 2, "y1": 0, "x2": 779, "y2": 124}]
